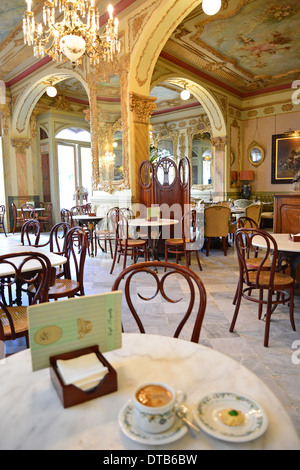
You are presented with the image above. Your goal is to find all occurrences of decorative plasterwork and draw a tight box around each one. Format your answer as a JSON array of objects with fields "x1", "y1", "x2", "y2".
[
  {"x1": 11, "y1": 137, "x2": 31, "y2": 152},
  {"x1": 129, "y1": 92, "x2": 157, "y2": 123}
]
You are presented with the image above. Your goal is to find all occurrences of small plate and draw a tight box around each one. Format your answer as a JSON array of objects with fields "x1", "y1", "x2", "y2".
[
  {"x1": 118, "y1": 400, "x2": 187, "y2": 445},
  {"x1": 193, "y1": 391, "x2": 268, "y2": 443}
]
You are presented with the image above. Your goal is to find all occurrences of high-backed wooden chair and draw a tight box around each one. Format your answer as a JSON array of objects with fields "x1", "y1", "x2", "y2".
[
  {"x1": 0, "y1": 205, "x2": 7, "y2": 237},
  {"x1": 110, "y1": 211, "x2": 148, "y2": 274},
  {"x1": 0, "y1": 252, "x2": 52, "y2": 350},
  {"x1": 11, "y1": 203, "x2": 24, "y2": 234},
  {"x1": 112, "y1": 261, "x2": 207, "y2": 343},
  {"x1": 204, "y1": 205, "x2": 231, "y2": 256},
  {"x1": 48, "y1": 226, "x2": 87, "y2": 300},
  {"x1": 164, "y1": 210, "x2": 202, "y2": 271},
  {"x1": 230, "y1": 228, "x2": 295, "y2": 347}
]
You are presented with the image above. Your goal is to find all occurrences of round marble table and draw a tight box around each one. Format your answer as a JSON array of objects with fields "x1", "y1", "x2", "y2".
[
  {"x1": 0, "y1": 333, "x2": 299, "y2": 450},
  {"x1": 253, "y1": 232, "x2": 300, "y2": 280}
]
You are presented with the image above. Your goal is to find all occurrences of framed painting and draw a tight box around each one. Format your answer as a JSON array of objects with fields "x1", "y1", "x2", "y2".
[{"x1": 271, "y1": 132, "x2": 300, "y2": 184}]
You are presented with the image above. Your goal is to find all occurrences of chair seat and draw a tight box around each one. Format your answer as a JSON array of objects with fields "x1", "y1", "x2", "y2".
[
  {"x1": 48, "y1": 279, "x2": 80, "y2": 297},
  {"x1": 165, "y1": 238, "x2": 184, "y2": 245},
  {"x1": 95, "y1": 229, "x2": 113, "y2": 237},
  {"x1": 0, "y1": 306, "x2": 28, "y2": 338},
  {"x1": 247, "y1": 271, "x2": 294, "y2": 288},
  {"x1": 120, "y1": 239, "x2": 146, "y2": 247},
  {"x1": 261, "y1": 212, "x2": 274, "y2": 219},
  {"x1": 246, "y1": 257, "x2": 272, "y2": 269}
]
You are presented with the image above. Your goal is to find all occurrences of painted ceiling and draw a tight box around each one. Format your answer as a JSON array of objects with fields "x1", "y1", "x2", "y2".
[{"x1": 1, "y1": 0, "x2": 300, "y2": 96}]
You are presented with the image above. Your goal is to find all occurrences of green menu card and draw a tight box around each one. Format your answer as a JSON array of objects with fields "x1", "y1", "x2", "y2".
[{"x1": 28, "y1": 292, "x2": 122, "y2": 371}]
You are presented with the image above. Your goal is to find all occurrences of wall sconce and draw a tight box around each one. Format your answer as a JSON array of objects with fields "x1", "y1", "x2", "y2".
[{"x1": 239, "y1": 170, "x2": 255, "y2": 199}]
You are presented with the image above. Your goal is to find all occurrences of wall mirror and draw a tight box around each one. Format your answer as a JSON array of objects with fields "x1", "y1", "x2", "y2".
[
  {"x1": 89, "y1": 64, "x2": 129, "y2": 192},
  {"x1": 191, "y1": 132, "x2": 213, "y2": 188},
  {"x1": 248, "y1": 141, "x2": 265, "y2": 167}
]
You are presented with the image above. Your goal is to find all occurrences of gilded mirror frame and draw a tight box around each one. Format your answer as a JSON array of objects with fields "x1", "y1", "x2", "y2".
[
  {"x1": 248, "y1": 140, "x2": 265, "y2": 167},
  {"x1": 151, "y1": 123, "x2": 179, "y2": 164},
  {"x1": 188, "y1": 123, "x2": 213, "y2": 191},
  {"x1": 88, "y1": 56, "x2": 130, "y2": 193}
]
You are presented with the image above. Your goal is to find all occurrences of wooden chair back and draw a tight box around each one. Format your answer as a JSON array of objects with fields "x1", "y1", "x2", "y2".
[
  {"x1": 61, "y1": 208, "x2": 73, "y2": 226},
  {"x1": 0, "y1": 252, "x2": 52, "y2": 342},
  {"x1": 21, "y1": 219, "x2": 41, "y2": 246},
  {"x1": 62, "y1": 226, "x2": 87, "y2": 285},
  {"x1": 237, "y1": 216, "x2": 259, "y2": 229},
  {"x1": 112, "y1": 261, "x2": 207, "y2": 343}
]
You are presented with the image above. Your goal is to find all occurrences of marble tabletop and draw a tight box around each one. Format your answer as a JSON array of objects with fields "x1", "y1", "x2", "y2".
[
  {"x1": 254, "y1": 232, "x2": 300, "y2": 253},
  {"x1": 0, "y1": 333, "x2": 299, "y2": 450}
]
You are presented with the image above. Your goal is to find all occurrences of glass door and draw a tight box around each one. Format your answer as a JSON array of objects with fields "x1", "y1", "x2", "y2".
[{"x1": 57, "y1": 143, "x2": 76, "y2": 210}]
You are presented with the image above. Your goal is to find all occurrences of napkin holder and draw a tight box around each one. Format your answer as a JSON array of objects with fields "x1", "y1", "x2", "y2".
[
  {"x1": 50, "y1": 345, "x2": 117, "y2": 408},
  {"x1": 289, "y1": 233, "x2": 300, "y2": 242},
  {"x1": 89, "y1": 213, "x2": 96, "y2": 216}
]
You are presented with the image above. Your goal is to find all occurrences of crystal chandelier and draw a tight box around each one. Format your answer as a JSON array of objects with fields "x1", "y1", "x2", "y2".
[
  {"x1": 23, "y1": 0, "x2": 120, "y2": 67},
  {"x1": 100, "y1": 151, "x2": 115, "y2": 166}
]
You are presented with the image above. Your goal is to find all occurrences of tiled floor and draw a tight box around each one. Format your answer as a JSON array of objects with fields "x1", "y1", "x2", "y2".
[{"x1": 2, "y1": 232, "x2": 300, "y2": 436}]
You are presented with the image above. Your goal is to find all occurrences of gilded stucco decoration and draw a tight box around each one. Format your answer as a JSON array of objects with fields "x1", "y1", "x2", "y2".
[{"x1": 88, "y1": 54, "x2": 131, "y2": 193}]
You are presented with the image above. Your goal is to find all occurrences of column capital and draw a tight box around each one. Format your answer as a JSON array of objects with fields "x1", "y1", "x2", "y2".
[
  {"x1": 129, "y1": 92, "x2": 157, "y2": 124},
  {"x1": 11, "y1": 137, "x2": 31, "y2": 152},
  {"x1": 211, "y1": 136, "x2": 227, "y2": 151}
]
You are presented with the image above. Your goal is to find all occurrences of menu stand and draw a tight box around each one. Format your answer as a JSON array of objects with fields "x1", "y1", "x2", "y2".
[{"x1": 50, "y1": 345, "x2": 117, "y2": 408}]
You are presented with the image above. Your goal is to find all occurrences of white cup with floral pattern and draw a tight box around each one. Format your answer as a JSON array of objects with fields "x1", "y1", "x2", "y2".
[{"x1": 133, "y1": 382, "x2": 178, "y2": 433}]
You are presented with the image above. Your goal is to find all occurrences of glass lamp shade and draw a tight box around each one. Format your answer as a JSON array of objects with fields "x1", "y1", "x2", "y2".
[
  {"x1": 180, "y1": 88, "x2": 191, "y2": 100},
  {"x1": 202, "y1": 0, "x2": 222, "y2": 15},
  {"x1": 46, "y1": 86, "x2": 57, "y2": 97},
  {"x1": 60, "y1": 34, "x2": 86, "y2": 63}
]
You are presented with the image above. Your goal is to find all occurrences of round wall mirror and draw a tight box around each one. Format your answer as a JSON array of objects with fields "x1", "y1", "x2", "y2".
[{"x1": 248, "y1": 141, "x2": 265, "y2": 167}]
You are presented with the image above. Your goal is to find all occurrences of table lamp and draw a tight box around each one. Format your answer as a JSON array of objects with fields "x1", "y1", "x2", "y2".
[{"x1": 239, "y1": 170, "x2": 254, "y2": 199}]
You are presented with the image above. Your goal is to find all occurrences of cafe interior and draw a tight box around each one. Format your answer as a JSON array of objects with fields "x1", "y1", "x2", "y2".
[{"x1": 0, "y1": 0, "x2": 300, "y2": 450}]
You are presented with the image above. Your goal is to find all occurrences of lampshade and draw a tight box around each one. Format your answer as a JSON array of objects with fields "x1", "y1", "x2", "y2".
[
  {"x1": 239, "y1": 170, "x2": 255, "y2": 181},
  {"x1": 46, "y1": 85, "x2": 57, "y2": 97},
  {"x1": 180, "y1": 88, "x2": 191, "y2": 100},
  {"x1": 230, "y1": 171, "x2": 238, "y2": 182}
]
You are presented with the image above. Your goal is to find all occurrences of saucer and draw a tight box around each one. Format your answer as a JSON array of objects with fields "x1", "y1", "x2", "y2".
[
  {"x1": 118, "y1": 400, "x2": 187, "y2": 445},
  {"x1": 193, "y1": 391, "x2": 268, "y2": 443}
]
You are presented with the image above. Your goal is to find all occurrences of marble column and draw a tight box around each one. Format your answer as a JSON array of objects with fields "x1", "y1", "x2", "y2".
[
  {"x1": 11, "y1": 138, "x2": 31, "y2": 197},
  {"x1": 211, "y1": 136, "x2": 227, "y2": 199},
  {"x1": 129, "y1": 92, "x2": 156, "y2": 202}
]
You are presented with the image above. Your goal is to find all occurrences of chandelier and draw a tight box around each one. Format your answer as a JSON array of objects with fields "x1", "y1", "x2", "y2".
[
  {"x1": 23, "y1": 0, "x2": 120, "y2": 67},
  {"x1": 100, "y1": 151, "x2": 115, "y2": 166}
]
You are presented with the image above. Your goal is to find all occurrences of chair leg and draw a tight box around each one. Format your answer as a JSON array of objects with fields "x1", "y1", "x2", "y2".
[
  {"x1": 194, "y1": 250, "x2": 202, "y2": 271},
  {"x1": 222, "y1": 237, "x2": 227, "y2": 256},
  {"x1": 110, "y1": 244, "x2": 119, "y2": 274},
  {"x1": 258, "y1": 288, "x2": 264, "y2": 320},
  {"x1": 289, "y1": 284, "x2": 296, "y2": 331},
  {"x1": 206, "y1": 238, "x2": 210, "y2": 257},
  {"x1": 230, "y1": 283, "x2": 242, "y2": 332},
  {"x1": 263, "y1": 290, "x2": 273, "y2": 347}
]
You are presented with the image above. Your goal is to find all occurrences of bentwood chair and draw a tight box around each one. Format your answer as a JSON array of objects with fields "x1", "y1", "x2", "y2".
[
  {"x1": 94, "y1": 207, "x2": 119, "y2": 257},
  {"x1": 20, "y1": 203, "x2": 35, "y2": 222},
  {"x1": 230, "y1": 228, "x2": 296, "y2": 347},
  {"x1": 0, "y1": 205, "x2": 7, "y2": 236},
  {"x1": 21, "y1": 219, "x2": 41, "y2": 246},
  {"x1": 110, "y1": 211, "x2": 148, "y2": 274},
  {"x1": 11, "y1": 203, "x2": 24, "y2": 234},
  {"x1": 165, "y1": 210, "x2": 202, "y2": 271},
  {"x1": 0, "y1": 252, "x2": 52, "y2": 350},
  {"x1": 48, "y1": 226, "x2": 87, "y2": 300},
  {"x1": 112, "y1": 261, "x2": 207, "y2": 343},
  {"x1": 38, "y1": 202, "x2": 53, "y2": 231},
  {"x1": 61, "y1": 208, "x2": 74, "y2": 227},
  {"x1": 204, "y1": 205, "x2": 231, "y2": 256}
]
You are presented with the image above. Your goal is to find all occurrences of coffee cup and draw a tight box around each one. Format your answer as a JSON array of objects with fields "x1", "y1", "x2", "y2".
[{"x1": 133, "y1": 382, "x2": 178, "y2": 433}]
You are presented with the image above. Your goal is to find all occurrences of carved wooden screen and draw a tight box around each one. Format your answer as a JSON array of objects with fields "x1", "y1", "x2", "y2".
[{"x1": 138, "y1": 156, "x2": 190, "y2": 219}]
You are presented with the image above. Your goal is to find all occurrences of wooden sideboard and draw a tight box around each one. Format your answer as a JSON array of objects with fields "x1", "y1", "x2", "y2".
[{"x1": 273, "y1": 193, "x2": 300, "y2": 233}]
